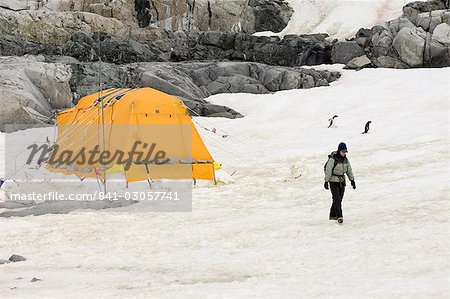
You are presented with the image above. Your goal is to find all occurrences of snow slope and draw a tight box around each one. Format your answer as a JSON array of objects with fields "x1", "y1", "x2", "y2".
[
  {"x1": 255, "y1": 0, "x2": 413, "y2": 39},
  {"x1": 0, "y1": 66, "x2": 449, "y2": 298}
]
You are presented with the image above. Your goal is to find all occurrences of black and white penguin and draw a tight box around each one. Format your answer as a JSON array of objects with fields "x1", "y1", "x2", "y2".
[
  {"x1": 362, "y1": 121, "x2": 372, "y2": 134},
  {"x1": 327, "y1": 115, "x2": 338, "y2": 128}
]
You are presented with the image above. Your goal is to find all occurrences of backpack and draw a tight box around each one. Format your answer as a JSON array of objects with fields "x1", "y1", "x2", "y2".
[{"x1": 324, "y1": 152, "x2": 338, "y2": 175}]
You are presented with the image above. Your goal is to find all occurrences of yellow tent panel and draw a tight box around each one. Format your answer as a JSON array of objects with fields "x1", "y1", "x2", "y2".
[{"x1": 47, "y1": 87, "x2": 216, "y2": 182}]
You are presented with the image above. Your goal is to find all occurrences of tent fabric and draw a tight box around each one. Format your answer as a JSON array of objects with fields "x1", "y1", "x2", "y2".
[
  {"x1": 47, "y1": 87, "x2": 216, "y2": 182},
  {"x1": 192, "y1": 164, "x2": 216, "y2": 180}
]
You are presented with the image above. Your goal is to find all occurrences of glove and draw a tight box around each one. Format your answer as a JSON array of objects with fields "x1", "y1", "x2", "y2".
[
  {"x1": 351, "y1": 180, "x2": 356, "y2": 189},
  {"x1": 324, "y1": 182, "x2": 329, "y2": 190}
]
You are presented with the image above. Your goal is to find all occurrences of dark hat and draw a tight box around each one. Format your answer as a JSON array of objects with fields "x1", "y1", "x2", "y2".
[{"x1": 338, "y1": 142, "x2": 348, "y2": 152}]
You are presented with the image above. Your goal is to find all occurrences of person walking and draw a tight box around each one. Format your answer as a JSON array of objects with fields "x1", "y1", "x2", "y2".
[{"x1": 324, "y1": 142, "x2": 356, "y2": 223}]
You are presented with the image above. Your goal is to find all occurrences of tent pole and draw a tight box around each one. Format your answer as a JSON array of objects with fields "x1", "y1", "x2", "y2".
[
  {"x1": 98, "y1": 40, "x2": 107, "y2": 194},
  {"x1": 101, "y1": 102, "x2": 107, "y2": 194},
  {"x1": 144, "y1": 164, "x2": 152, "y2": 189}
]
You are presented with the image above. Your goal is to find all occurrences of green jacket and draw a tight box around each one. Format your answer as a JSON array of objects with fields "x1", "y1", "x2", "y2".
[{"x1": 324, "y1": 152, "x2": 355, "y2": 183}]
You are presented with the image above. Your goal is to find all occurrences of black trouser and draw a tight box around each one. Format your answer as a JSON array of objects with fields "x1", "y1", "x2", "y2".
[{"x1": 329, "y1": 182, "x2": 345, "y2": 218}]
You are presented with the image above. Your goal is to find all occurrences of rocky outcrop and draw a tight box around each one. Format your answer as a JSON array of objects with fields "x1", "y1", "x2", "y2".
[
  {"x1": 2, "y1": 29, "x2": 334, "y2": 67},
  {"x1": 0, "y1": 0, "x2": 293, "y2": 35},
  {"x1": 372, "y1": 9, "x2": 450, "y2": 68},
  {"x1": 135, "y1": 0, "x2": 294, "y2": 34},
  {"x1": 173, "y1": 32, "x2": 333, "y2": 66},
  {"x1": 68, "y1": 60, "x2": 340, "y2": 117},
  {"x1": 0, "y1": 8, "x2": 130, "y2": 46},
  {"x1": 0, "y1": 7, "x2": 167, "y2": 46},
  {"x1": 331, "y1": 41, "x2": 366, "y2": 64},
  {"x1": 64, "y1": 32, "x2": 164, "y2": 64},
  {"x1": 0, "y1": 56, "x2": 340, "y2": 131},
  {"x1": 0, "y1": 34, "x2": 62, "y2": 56},
  {"x1": 0, "y1": 1, "x2": 335, "y2": 132},
  {"x1": 342, "y1": 4, "x2": 450, "y2": 69},
  {"x1": 140, "y1": 0, "x2": 256, "y2": 33},
  {"x1": 0, "y1": 56, "x2": 72, "y2": 132}
]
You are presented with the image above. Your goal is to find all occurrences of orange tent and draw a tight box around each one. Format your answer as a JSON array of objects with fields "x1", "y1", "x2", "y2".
[{"x1": 47, "y1": 87, "x2": 215, "y2": 182}]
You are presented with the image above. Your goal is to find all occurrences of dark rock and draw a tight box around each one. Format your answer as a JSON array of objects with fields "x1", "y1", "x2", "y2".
[
  {"x1": 355, "y1": 37, "x2": 368, "y2": 47},
  {"x1": 403, "y1": 0, "x2": 448, "y2": 20},
  {"x1": 300, "y1": 42, "x2": 332, "y2": 65},
  {"x1": 9, "y1": 254, "x2": 27, "y2": 262},
  {"x1": 222, "y1": 32, "x2": 237, "y2": 50},
  {"x1": 0, "y1": 259, "x2": 11, "y2": 264},
  {"x1": 31, "y1": 277, "x2": 42, "y2": 282},
  {"x1": 62, "y1": 31, "x2": 98, "y2": 62},
  {"x1": 174, "y1": 31, "x2": 332, "y2": 66},
  {"x1": 356, "y1": 28, "x2": 372, "y2": 38},
  {"x1": 350, "y1": 7, "x2": 449, "y2": 69},
  {"x1": 386, "y1": 18, "x2": 416, "y2": 36},
  {"x1": 199, "y1": 31, "x2": 226, "y2": 48},
  {"x1": 182, "y1": 100, "x2": 203, "y2": 116},
  {"x1": 201, "y1": 104, "x2": 244, "y2": 119},
  {"x1": 331, "y1": 41, "x2": 366, "y2": 64},
  {"x1": 0, "y1": 35, "x2": 60, "y2": 56},
  {"x1": 424, "y1": 32, "x2": 450, "y2": 67},
  {"x1": 67, "y1": 60, "x2": 339, "y2": 119},
  {"x1": 253, "y1": 43, "x2": 297, "y2": 66},
  {"x1": 135, "y1": 0, "x2": 152, "y2": 28},
  {"x1": 68, "y1": 62, "x2": 131, "y2": 102},
  {"x1": 249, "y1": 0, "x2": 294, "y2": 33},
  {"x1": 23, "y1": 42, "x2": 62, "y2": 56},
  {"x1": 59, "y1": 30, "x2": 334, "y2": 67},
  {"x1": 299, "y1": 33, "x2": 330, "y2": 43},
  {"x1": 174, "y1": 30, "x2": 188, "y2": 39},
  {"x1": 0, "y1": 35, "x2": 25, "y2": 56},
  {"x1": 367, "y1": 25, "x2": 394, "y2": 58},
  {"x1": 346, "y1": 55, "x2": 373, "y2": 69},
  {"x1": 93, "y1": 32, "x2": 162, "y2": 64},
  {"x1": 205, "y1": 74, "x2": 266, "y2": 94},
  {"x1": 372, "y1": 56, "x2": 409, "y2": 69},
  {"x1": 140, "y1": 66, "x2": 207, "y2": 101},
  {"x1": 62, "y1": 31, "x2": 165, "y2": 64},
  {"x1": 164, "y1": 29, "x2": 175, "y2": 39}
]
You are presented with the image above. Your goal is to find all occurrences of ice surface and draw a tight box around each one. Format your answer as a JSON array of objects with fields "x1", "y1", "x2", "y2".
[{"x1": 0, "y1": 66, "x2": 449, "y2": 297}]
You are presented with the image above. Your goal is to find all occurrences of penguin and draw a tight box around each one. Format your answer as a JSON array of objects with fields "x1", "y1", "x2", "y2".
[
  {"x1": 327, "y1": 115, "x2": 338, "y2": 128},
  {"x1": 362, "y1": 121, "x2": 372, "y2": 134}
]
